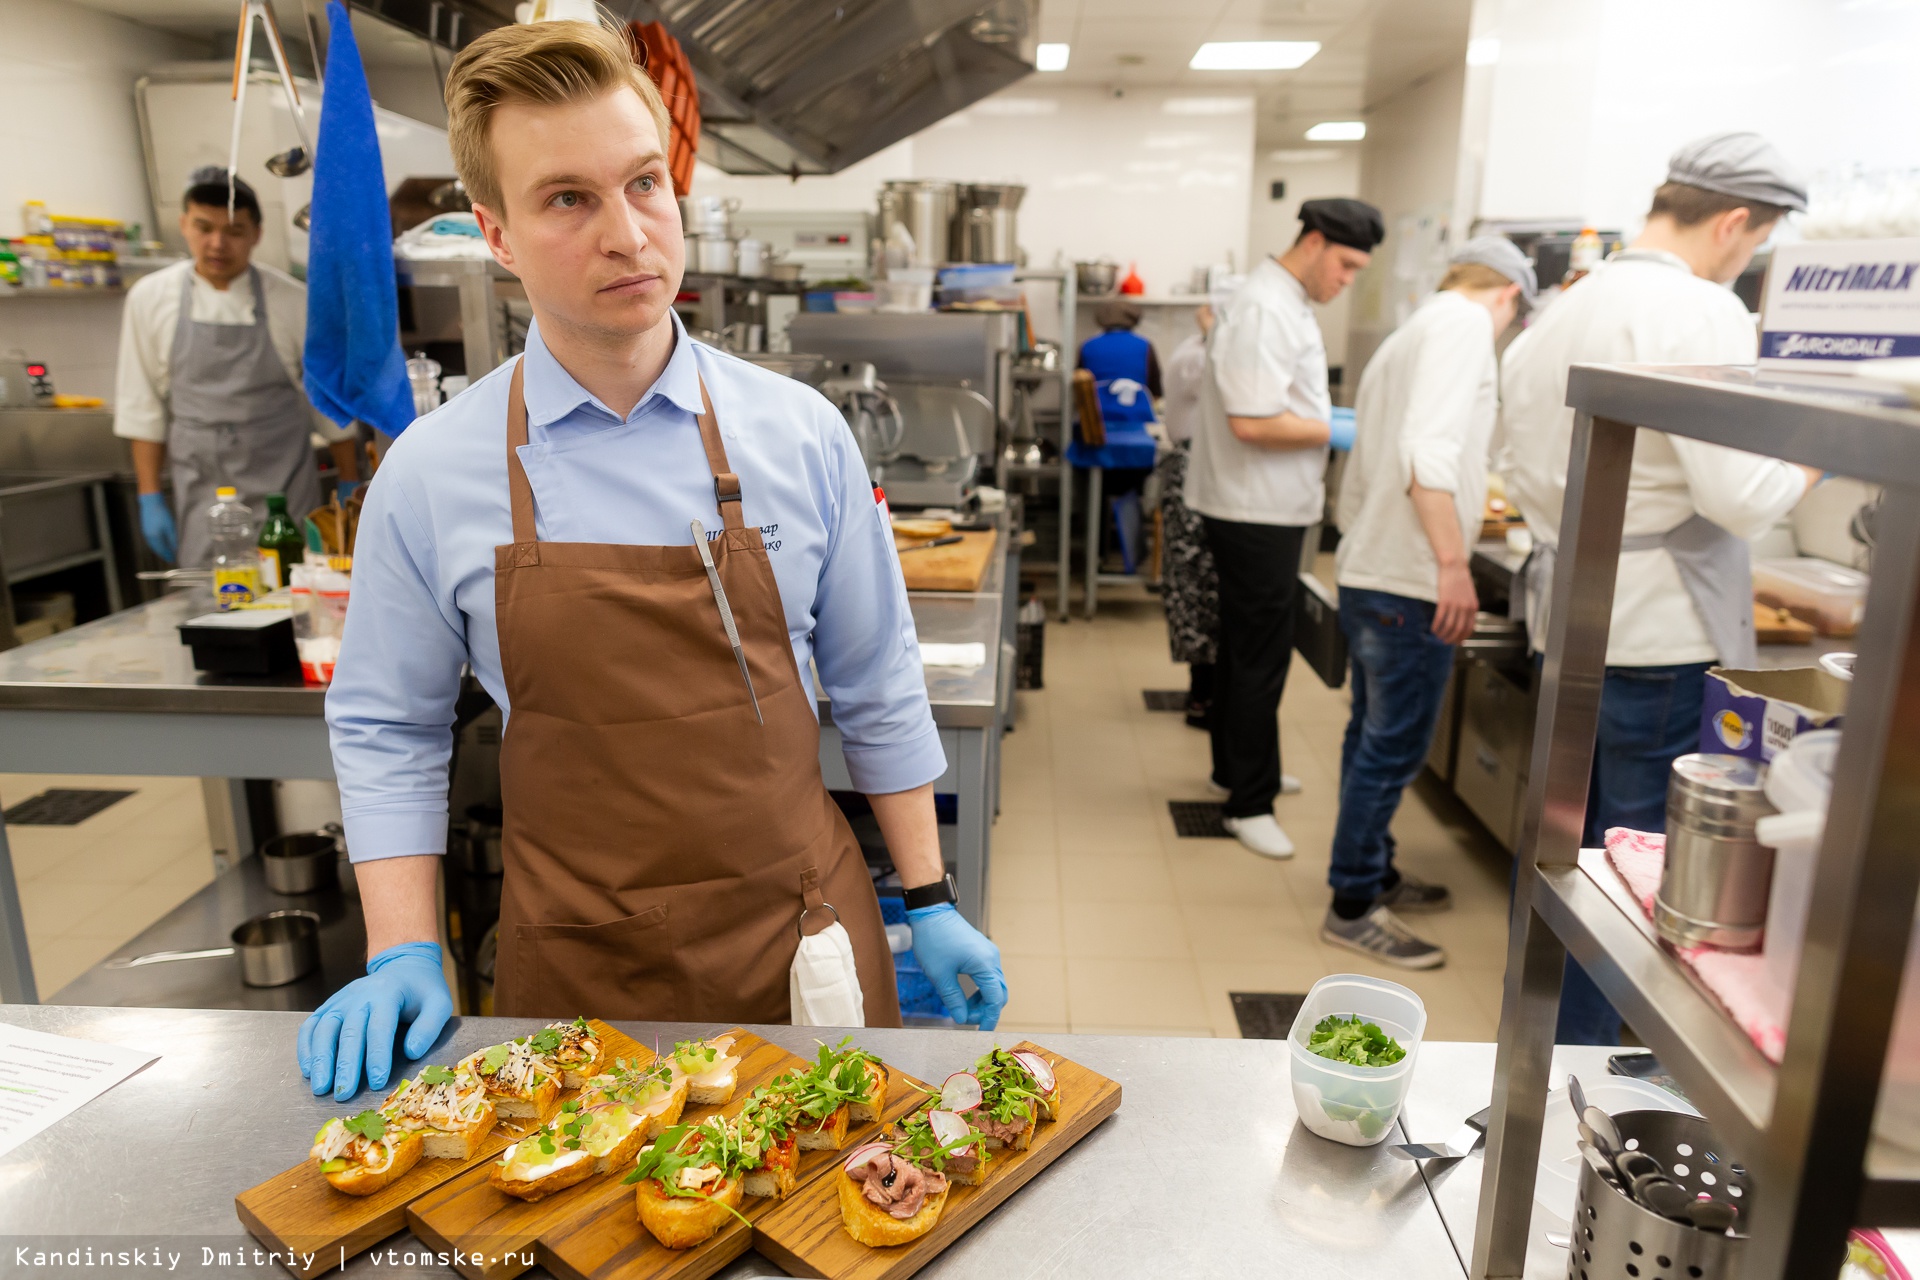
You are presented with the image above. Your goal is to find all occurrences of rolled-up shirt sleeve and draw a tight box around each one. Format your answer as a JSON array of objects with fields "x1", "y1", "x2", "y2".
[
  {"x1": 808, "y1": 404, "x2": 947, "y2": 794},
  {"x1": 1400, "y1": 318, "x2": 1483, "y2": 494},
  {"x1": 325, "y1": 469, "x2": 468, "y2": 861}
]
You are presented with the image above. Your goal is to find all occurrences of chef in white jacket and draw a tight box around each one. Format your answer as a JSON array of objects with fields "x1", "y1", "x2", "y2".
[{"x1": 1500, "y1": 131, "x2": 1823, "y2": 1043}]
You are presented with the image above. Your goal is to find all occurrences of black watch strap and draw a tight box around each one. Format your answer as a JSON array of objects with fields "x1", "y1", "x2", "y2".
[{"x1": 902, "y1": 873, "x2": 958, "y2": 911}]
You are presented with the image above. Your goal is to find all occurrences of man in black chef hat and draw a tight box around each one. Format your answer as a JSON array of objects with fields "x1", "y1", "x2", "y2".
[{"x1": 1183, "y1": 197, "x2": 1384, "y2": 861}]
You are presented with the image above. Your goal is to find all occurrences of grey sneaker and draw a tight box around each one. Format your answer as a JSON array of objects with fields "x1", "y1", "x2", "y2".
[
  {"x1": 1320, "y1": 905, "x2": 1447, "y2": 970},
  {"x1": 1377, "y1": 873, "x2": 1451, "y2": 913}
]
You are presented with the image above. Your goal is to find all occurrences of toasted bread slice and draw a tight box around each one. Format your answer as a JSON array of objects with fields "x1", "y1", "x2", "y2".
[
  {"x1": 489, "y1": 1145, "x2": 595, "y2": 1202},
  {"x1": 555, "y1": 1039, "x2": 603, "y2": 1091},
  {"x1": 416, "y1": 1105, "x2": 496, "y2": 1161},
  {"x1": 838, "y1": 1172, "x2": 947, "y2": 1246},
  {"x1": 634, "y1": 1175, "x2": 743, "y2": 1250},
  {"x1": 684, "y1": 1064, "x2": 736, "y2": 1107},
  {"x1": 740, "y1": 1134, "x2": 798, "y2": 1200},
  {"x1": 494, "y1": 1077, "x2": 558, "y2": 1122},
  {"x1": 848, "y1": 1060, "x2": 887, "y2": 1124},
  {"x1": 941, "y1": 1149, "x2": 989, "y2": 1187},
  {"x1": 985, "y1": 1110, "x2": 1037, "y2": 1151},
  {"x1": 795, "y1": 1105, "x2": 848, "y2": 1151},
  {"x1": 321, "y1": 1130, "x2": 424, "y2": 1196},
  {"x1": 380, "y1": 1073, "x2": 497, "y2": 1161}
]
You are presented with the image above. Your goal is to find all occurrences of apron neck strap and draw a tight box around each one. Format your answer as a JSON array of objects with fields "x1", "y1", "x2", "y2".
[
  {"x1": 504, "y1": 359, "x2": 744, "y2": 543},
  {"x1": 697, "y1": 378, "x2": 745, "y2": 532}
]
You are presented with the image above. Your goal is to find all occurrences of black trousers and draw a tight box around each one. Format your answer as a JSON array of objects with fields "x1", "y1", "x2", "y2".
[{"x1": 1201, "y1": 517, "x2": 1306, "y2": 818}]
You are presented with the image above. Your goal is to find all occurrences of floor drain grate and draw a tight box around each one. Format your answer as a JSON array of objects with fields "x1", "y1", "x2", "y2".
[
  {"x1": 1142, "y1": 689, "x2": 1188, "y2": 712},
  {"x1": 1168, "y1": 800, "x2": 1229, "y2": 838},
  {"x1": 3, "y1": 788, "x2": 135, "y2": 826},
  {"x1": 1231, "y1": 992, "x2": 1309, "y2": 1040}
]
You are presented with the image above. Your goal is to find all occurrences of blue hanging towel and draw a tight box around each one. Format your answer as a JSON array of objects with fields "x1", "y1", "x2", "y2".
[{"x1": 303, "y1": 1, "x2": 416, "y2": 439}]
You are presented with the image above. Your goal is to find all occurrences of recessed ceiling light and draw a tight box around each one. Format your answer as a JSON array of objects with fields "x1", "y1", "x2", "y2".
[
  {"x1": 1036, "y1": 42, "x2": 1070, "y2": 72},
  {"x1": 1162, "y1": 97, "x2": 1254, "y2": 116},
  {"x1": 1269, "y1": 149, "x2": 1345, "y2": 163},
  {"x1": 1189, "y1": 41, "x2": 1320, "y2": 71},
  {"x1": 1305, "y1": 120, "x2": 1366, "y2": 141}
]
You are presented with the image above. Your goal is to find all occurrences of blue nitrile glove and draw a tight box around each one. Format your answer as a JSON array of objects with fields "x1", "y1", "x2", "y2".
[
  {"x1": 335, "y1": 478, "x2": 362, "y2": 502},
  {"x1": 137, "y1": 492, "x2": 177, "y2": 562},
  {"x1": 297, "y1": 941, "x2": 452, "y2": 1101},
  {"x1": 1328, "y1": 406, "x2": 1357, "y2": 451},
  {"x1": 908, "y1": 903, "x2": 1007, "y2": 1030}
]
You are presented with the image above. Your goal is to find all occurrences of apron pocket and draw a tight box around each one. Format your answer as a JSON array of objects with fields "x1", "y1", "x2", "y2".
[{"x1": 512, "y1": 903, "x2": 681, "y2": 1021}]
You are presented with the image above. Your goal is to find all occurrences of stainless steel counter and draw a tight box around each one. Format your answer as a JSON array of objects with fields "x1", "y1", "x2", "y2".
[{"x1": 0, "y1": 1005, "x2": 1469, "y2": 1278}]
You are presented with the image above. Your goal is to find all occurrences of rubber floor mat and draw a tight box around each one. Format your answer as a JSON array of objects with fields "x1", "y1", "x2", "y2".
[
  {"x1": 3, "y1": 788, "x2": 135, "y2": 826},
  {"x1": 1168, "y1": 799, "x2": 1229, "y2": 838},
  {"x1": 1231, "y1": 991, "x2": 1308, "y2": 1040}
]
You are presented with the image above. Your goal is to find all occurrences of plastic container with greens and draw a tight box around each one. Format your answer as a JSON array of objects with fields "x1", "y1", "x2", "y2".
[{"x1": 1288, "y1": 974, "x2": 1426, "y2": 1147}]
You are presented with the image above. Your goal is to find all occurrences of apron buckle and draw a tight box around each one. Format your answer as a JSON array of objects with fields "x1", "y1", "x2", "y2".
[
  {"x1": 715, "y1": 474, "x2": 742, "y2": 504},
  {"x1": 797, "y1": 900, "x2": 840, "y2": 938}
]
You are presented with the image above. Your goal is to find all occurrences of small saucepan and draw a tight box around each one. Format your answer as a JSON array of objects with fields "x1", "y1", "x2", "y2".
[
  {"x1": 105, "y1": 909, "x2": 321, "y2": 987},
  {"x1": 260, "y1": 829, "x2": 340, "y2": 895}
]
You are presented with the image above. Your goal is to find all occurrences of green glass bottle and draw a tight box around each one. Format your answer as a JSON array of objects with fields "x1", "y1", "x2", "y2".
[{"x1": 257, "y1": 492, "x2": 305, "y2": 590}]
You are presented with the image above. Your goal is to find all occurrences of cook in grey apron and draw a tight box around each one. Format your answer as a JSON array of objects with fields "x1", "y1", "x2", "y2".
[
  {"x1": 167, "y1": 266, "x2": 321, "y2": 567},
  {"x1": 1514, "y1": 513, "x2": 1756, "y2": 668}
]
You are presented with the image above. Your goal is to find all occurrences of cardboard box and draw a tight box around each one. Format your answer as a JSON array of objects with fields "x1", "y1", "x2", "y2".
[{"x1": 1700, "y1": 667, "x2": 1849, "y2": 762}]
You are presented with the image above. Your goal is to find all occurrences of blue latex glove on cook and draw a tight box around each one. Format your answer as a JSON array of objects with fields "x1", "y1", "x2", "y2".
[
  {"x1": 137, "y1": 492, "x2": 177, "y2": 562},
  {"x1": 1328, "y1": 406, "x2": 1357, "y2": 451},
  {"x1": 908, "y1": 903, "x2": 1007, "y2": 1030},
  {"x1": 297, "y1": 941, "x2": 452, "y2": 1100}
]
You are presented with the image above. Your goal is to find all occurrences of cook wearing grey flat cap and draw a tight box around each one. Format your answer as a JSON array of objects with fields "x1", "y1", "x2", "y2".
[
  {"x1": 1667, "y1": 130, "x2": 1809, "y2": 213},
  {"x1": 1449, "y1": 235, "x2": 1539, "y2": 304},
  {"x1": 1498, "y1": 126, "x2": 1821, "y2": 1047}
]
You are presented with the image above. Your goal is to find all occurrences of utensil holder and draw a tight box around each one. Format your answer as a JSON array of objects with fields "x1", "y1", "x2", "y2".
[{"x1": 1567, "y1": 1110, "x2": 1750, "y2": 1280}]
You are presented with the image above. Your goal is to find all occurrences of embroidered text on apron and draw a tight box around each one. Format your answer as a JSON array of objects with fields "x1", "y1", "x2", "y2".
[
  {"x1": 167, "y1": 267, "x2": 320, "y2": 567},
  {"x1": 490, "y1": 357, "x2": 901, "y2": 1026}
]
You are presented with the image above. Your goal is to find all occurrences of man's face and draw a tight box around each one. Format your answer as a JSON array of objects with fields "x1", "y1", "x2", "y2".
[
  {"x1": 1298, "y1": 233, "x2": 1372, "y2": 303},
  {"x1": 179, "y1": 204, "x2": 260, "y2": 283},
  {"x1": 473, "y1": 87, "x2": 683, "y2": 343}
]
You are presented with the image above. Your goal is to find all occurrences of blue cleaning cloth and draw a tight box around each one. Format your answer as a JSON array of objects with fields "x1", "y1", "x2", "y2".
[{"x1": 303, "y1": 1, "x2": 417, "y2": 439}]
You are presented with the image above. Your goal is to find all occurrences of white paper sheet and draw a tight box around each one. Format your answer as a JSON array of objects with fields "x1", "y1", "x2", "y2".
[
  {"x1": 919, "y1": 642, "x2": 987, "y2": 670},
  {"x1": 0, "y1": 1022, "x2": 159, "y2": 1159}
]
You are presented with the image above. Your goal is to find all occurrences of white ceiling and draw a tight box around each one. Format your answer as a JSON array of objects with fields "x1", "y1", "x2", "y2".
[
  {"x1": 1038, "y1": 0, "x2": 1471, "y2": 146},
  {"x1": 69, "y1": 0, "x2": 436, "y2": 68}
]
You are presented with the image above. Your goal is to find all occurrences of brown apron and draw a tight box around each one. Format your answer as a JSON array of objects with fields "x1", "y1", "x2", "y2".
[{"x1": 490, "y1": 358, "x2": 901, "y2": 1027}]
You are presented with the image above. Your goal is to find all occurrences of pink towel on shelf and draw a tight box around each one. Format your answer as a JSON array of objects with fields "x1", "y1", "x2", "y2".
[{"x1": 1599, "y1": 827, "x2": 1789, "y2": 1064}]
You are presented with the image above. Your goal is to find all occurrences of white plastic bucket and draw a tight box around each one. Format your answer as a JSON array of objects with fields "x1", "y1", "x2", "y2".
[
  {"x1": 1754, "y1": 729, "x2": 1840, "y2": 1024},
  {"x1": 1288, "y1": 974, "x2": 1426, "y2": 1147}
]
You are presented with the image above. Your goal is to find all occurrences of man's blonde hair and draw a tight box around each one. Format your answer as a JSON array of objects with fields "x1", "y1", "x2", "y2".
[{"x1": 445, "y1": 19, "x2": 672, "y2": 214}]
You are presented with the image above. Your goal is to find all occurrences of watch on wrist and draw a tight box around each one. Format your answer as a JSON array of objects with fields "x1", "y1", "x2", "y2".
[{"x1": 902, "y1": 873, "x2": 958, "y2": 912}]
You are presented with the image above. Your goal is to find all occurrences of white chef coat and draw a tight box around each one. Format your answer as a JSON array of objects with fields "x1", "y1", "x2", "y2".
[
  {"x1": 112, "y1": 258, "x2": 348, "y2": 444},
  {"x1": 1186, "y1": 257, "x2": 1330, "y2": 526},
  {"x1": 1336, "y1": 290, "x2": 1499, "y2": 603},
  {"x1": 1499, "y1": 249, "x2": 1807, "y2": 666},
  {"x1": 1161, "y1": 333, "x2": 1208, "y2": 445}
]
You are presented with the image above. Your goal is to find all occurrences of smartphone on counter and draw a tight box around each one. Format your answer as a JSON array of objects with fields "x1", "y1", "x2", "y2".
[{"x1": 1607, "y1": 1051, "x2": 1691, "y2": 1103}]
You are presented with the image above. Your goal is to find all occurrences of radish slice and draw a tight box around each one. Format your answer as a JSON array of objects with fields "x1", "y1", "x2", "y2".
[
  {"x1": 1011, "y1": 1051, "x2": 1056, "y2": 1093},
  {"x1": 928, "y1": 1110, "x2": 971, "y2": 1148},
  {"x1": 842, "y1": 1141, "x2": 890, "y2": 1174},
  {"x1": 941, "y1": 1072, "x2": 983, "y2": 1113}
]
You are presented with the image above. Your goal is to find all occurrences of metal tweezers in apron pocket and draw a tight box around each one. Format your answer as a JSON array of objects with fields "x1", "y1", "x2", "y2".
[{"x1": 691, "y1": 519, "x2": 764, "y2": 723}]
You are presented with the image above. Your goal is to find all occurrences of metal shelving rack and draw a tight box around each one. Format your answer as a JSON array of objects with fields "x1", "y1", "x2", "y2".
[
  {"x1": 1011, "y1": 266, "x2": 1079, "y2": 620},
  {"x1": 1474, "y1": 363, "x2": 1920, "y2": 1279}
]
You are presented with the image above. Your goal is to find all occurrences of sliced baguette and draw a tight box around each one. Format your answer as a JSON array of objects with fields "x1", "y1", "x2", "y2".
[
  {"x1": 634, "y1": 1175, "x2": 744, "y2": 1250},
  {"x1": 985, "y1": 1109, "x2": 1037, "y2": 1152},
  {"x1": 684, "y1": 1064, "x2": 736, "y2": 1107},
  {"x1": 795, "y1": 1105, "x2": 849, "y2": 1151},
  {"x1": 740, "y1": 1135, "x2": 798, "y2": 1200},
  {"x1": 941, "y1": 1149, "x2": 989, "y2": 1187},
  {"x1": 555, "y1": 1038, "x2": 603, "y2": 1091},
  {"x1": 848, "y1": 1060, "x2": 887, "y2": 1124},
  {"x1": 488, "y1": 1146, "x2": 595, "y2": 1202},
  {"x1": 322, "y1": 1131, "x2": 424, "y2": 1197},
  {"x1": 837, "y1": 1173, "x2": 947, "y2": 1247},
  {"x1": 492, "y1": 1075, "x2": 559, "y2": 1122},
  {"x1": 416, "y1": 1105, "x2": 496, "y2": 1161}
]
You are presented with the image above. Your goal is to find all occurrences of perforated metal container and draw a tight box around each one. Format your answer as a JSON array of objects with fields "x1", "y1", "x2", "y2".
[{"x1": 1565, "y1": 1110, "x2": 1750, "y2": 1280}]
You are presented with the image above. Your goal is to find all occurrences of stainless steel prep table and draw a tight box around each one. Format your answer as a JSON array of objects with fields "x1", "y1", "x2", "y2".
[
  {"x1": 0, "y1": 1004, "x2": 1468, "y2": 1279},
  {"x1": 0, "y1": 555, "x2": 1012, "y2": 1002}
]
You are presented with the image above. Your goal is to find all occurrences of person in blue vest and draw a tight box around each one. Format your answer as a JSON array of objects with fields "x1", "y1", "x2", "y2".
[{"x1": 1072, "y1": 301, "x2": 1163, "y2": 571}]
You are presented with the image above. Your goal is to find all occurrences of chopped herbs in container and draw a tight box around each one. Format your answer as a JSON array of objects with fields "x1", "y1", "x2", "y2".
[{"x1": 1307, "y1": 1014, "x2": 1406, "y2": 1067}]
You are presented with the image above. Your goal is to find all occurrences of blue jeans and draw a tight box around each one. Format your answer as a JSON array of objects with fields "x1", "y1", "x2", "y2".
[
  {"x1": 1553, "y1": 660, "x2": 1712, "y2": 1045},
  {"x1": 1329, "y1": 587, "x2": 1457, "y2": 902}
]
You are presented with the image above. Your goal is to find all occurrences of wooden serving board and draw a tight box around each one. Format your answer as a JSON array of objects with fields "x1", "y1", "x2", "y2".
[
  {"x1": 406, "y1": 1029, "x2": 795, "y2": 1280},
  {"x1": 234, "y1": 1019, "x2": 643, "y2": 1278},
  {"x1": 752, "y1": 1043, "x2": 1120, "y2": 1280},
  {"x1": 538, "y1": 1060, "x2": 932, "y2": 1280},
  {"x1": 896, "y1": 528, "x2": 997, "y2": 593}
]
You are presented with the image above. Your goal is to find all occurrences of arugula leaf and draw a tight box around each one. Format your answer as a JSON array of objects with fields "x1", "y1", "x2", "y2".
[
  {"x1": 420, "y1": 1064, "x2": 456, "y2": 1086},
  {"x1": 972, "y1": 1048, "x2": 1041, "y2": 1125},
  {"x1": 480, "y1": 1043, "x2": 512, "y2": 1075},
  {"x1": 1307, "y1": 1014, "x2": 1406, "y2": 1067},
  {"x1": 890, "y1": 1104, "x2": 987, "y2": 1173},
  {"x1": 620, "y1": 1118, "x2": 755, "y2": 1229},
  {"x1": 343, "y1": 1110, "x2": 387, "y2": 1143}
]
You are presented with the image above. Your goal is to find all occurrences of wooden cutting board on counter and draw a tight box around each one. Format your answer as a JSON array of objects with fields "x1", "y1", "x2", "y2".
[
  {"x1": 895, "y1": 528, "x2": 997, "y2": 593},
  {"x1": 752, "y1": 1043, "x2": 1121, "y2": 1280},
  {"x1": 538, "y1": 1060, "x2": 931, "y2": 1280},
  {"x1": 234, "y1": 1018, "x2": 643, "y2": 1278}
]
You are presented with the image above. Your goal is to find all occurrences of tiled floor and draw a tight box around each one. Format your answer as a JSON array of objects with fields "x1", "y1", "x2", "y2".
[
  {"x1": 2, "y1": 773, "x2": 215, "y2": 995},
  {"x1": 3, "y1": 582, "x2": 1514, "y2": 1034},
  {"x1": 988, "y1": 587, "x2": 1515, "y2": 1042}
]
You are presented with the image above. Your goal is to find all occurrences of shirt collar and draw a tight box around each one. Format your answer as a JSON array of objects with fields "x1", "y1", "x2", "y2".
[
  {"x1": 1606, "y1": 246, "x2": 1692, "y2": 274},
  {"x1": 1265, "y1": 256, "x2": 1310, "y2": 307},
  {"x1": 520, "y1": 310, "x2": 705, "y2": 430}
]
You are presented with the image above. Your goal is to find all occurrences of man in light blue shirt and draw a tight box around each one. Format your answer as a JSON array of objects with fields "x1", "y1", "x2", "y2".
[{"x1": 298, "y1": 18, "x2": 1005, "y2": 1100}]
